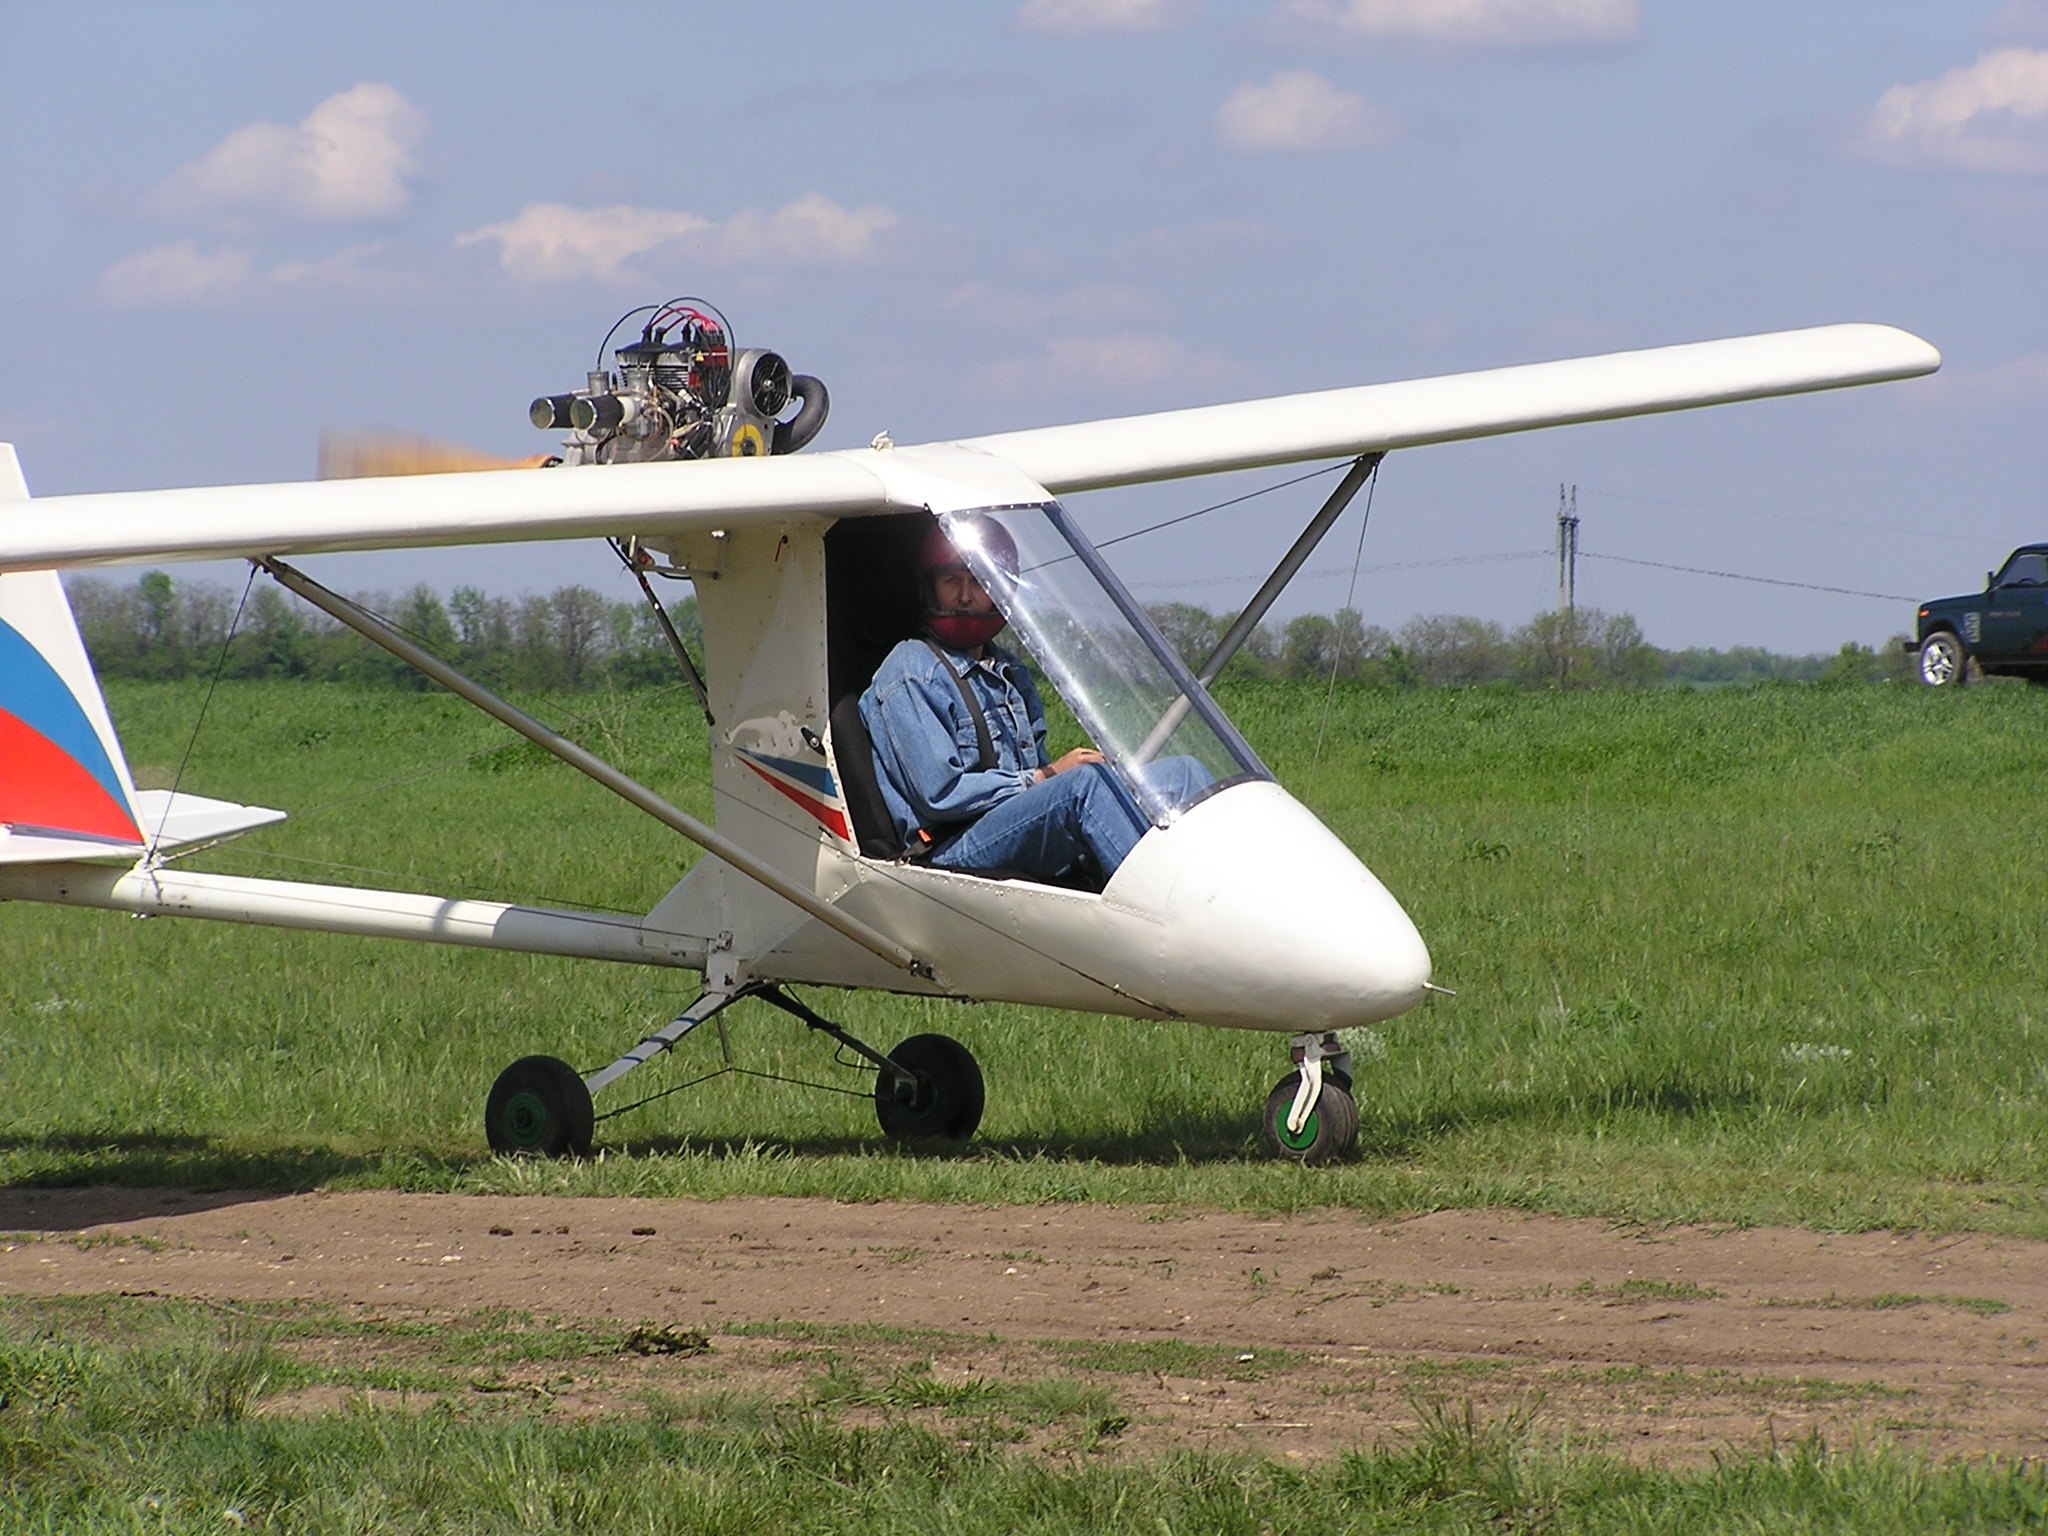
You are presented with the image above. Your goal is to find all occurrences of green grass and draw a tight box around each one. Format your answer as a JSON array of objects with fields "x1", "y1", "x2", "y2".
[
  {"x1": 3, "y1": 1298, "x2": 2045, "y2": 1533},
  {"x1": 4, "y1": 678, "x2": 2047, "y2": 1234}
]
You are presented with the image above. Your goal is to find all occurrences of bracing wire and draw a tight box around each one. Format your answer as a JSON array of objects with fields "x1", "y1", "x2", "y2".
[
  {"x1": 1305, "y1": 459, "x2": 1381, "y2": 800},
  {"x1": 149, "y1": 565, "x2": 258, "y2": 859},
  {"x1": 1091, "y1": 461, "x2": 1352, "y2": 553}
]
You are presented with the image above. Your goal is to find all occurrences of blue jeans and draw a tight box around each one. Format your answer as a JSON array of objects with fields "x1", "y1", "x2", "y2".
[{"x1": 931, "y1": 758, "x2": 1211, "y2": 882}]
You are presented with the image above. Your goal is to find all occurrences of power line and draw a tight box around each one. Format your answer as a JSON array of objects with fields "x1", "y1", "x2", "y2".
[
  {"x1": 1133, "y1": 549, "x2": 1549, "y2": 592},
  {"x1": 1578, "y1": 485, "x2": 1987, "y2": 548},
  {"x1": 1581, "y1": 550, "x2": 1915, "y2": 603}
]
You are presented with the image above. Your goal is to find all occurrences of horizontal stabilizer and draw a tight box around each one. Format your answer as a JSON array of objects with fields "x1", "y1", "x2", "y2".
[
  {"x1": 0, "y1": 792, "x2": 285, "y2": 866},
  {"x1": 132, "y1": 790, "x2": 288, "y2": 852}
]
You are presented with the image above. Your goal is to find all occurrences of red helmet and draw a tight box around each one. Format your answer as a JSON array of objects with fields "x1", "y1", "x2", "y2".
[{"x1": 919, "y1": 517, "x2": 1016, "y2": 650}]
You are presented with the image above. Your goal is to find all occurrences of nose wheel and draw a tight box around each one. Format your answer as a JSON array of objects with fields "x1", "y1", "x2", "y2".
[{"x1": 1261, "y1": 1032, "x2": 1358, "y2": 1164}]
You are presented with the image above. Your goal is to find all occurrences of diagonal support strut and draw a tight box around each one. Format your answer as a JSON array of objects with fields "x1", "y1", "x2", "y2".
[{"x1": 258, "y1": 556, "x2": 927, "y2": 979}]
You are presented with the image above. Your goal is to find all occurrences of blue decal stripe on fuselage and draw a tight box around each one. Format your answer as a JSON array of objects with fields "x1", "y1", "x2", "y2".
[
  {"x1": 740, "y1": 750, "x2": 840, "y2": 801},
  {"x1": 0, "y1": 618, "x2": 127, "y2": 808}
]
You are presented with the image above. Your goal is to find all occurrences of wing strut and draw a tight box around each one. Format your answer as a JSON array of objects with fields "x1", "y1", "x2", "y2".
[
  {"x1": 1134, "y1": 453, "x2": 1380, "y2": 764},
  {"x1": 257, "y1": 558, "x2": 929, "y2": 980},
  {"x1": 1196, "y1": 452, "x2": 1382, "y2": 686}
]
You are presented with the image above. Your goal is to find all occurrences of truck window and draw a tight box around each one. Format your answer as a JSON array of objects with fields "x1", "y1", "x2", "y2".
[{"x1": 1995, "y1": 551, "x2": 2048, "y2": 587}]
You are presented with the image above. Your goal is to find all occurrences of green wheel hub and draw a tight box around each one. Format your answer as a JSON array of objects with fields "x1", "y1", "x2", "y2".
[{"x1": 485, "y1": 1055, "x2": 595, "y2": 1158}]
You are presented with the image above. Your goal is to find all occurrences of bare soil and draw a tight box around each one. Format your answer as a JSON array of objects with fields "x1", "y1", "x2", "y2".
[{"x1": 4, "y1": 1187, "x2": 2045, "y2": 1466}]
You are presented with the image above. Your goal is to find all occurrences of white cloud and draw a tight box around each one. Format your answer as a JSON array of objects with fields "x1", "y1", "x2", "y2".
[
  {"x1": 707, "y1": 193, "x2": 902, "y2": 265},
  {"x1": 1013, "y1": 0, "x2": 1201, "y2": 35},
  {"x1": 1989, "y1": 1, "x2": 2048, "y2": 44},
  {"x1": 96, "y1": 239, "x2": 412, "y2": 308},
  {"x1": 971, "y1": 331, "x2": 1236, "y2": 403},
  {"x1": 266, "y1": 242, "x2": 407, "y2": 296},
  {"x1": 1114, "y1": 219, "x2": 1275, "y2": 262},
  {"x1": 1214, "y1": 72, "x2": 1402, "y2": 154},
  {"x1": 1917, "y1": 350, "x2": 2048, "y2": 408},
  {"x1": 458, "y1": 194, "x2": 900, "y2": 284},
  {"x1": 940, "y1": 280, "x2": 1166, "y2": 330},
  {"x1": 458, "y1": 204, "x2": 711, "y2": 283},
  {"x1": 97, "y1": 241, "x2": 254, "y2": 306},
  {"x1": 1861, "y1": 49, "x2": 2048, "y2": 175},
  {"x1": 1273, "y1": 0, "x2": 1639, "y2": 48},
  {"x1": 148, "y1": 84, "x2": 428, "y2": 224}
]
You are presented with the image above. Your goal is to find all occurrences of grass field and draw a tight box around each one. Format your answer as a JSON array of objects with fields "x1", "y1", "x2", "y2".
[
  {"x1": 5, "y1": 1295, "x2": 2045, "y2": 1534},
  {"x1": 2, "y1": 677, "x2": 2042, "y2": 1235},
  {"x1": 7, "y1": 676, "x2": 2048, "y2": 1523}
]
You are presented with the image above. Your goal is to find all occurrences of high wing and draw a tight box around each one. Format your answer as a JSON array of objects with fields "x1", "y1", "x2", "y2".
[
  {"x1": 966, "y1": 323, "x2": 1940, "y2": 494},
  {"x1": 0, "y1": 323, "x2": 1936, "y2": 574}
]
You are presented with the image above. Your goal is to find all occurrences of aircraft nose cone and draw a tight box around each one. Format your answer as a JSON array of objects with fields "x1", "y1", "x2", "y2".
[{"x1": 1105, "y1": 781, "x2": 1431, "y2": 1032}]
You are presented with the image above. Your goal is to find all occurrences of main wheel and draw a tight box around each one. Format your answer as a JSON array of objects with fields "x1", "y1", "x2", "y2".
[
  {"x1": 1918, "y1": 631, "x2": 1966, "y2": 688},
  {"x1": 1261, "y1": 1071, "x2": 1359, "y2": 1164},
  {"x1": 485, "y1": 1055, "x2": 594, "y2": 1158},
  {"x1": 874, "y1": 1033, "x2": 984, "y2": 1145}
]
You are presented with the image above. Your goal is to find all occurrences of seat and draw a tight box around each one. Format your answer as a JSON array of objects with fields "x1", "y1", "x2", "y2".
[{"x1": 828, "y1": 692, "x2": 908, "y2": 860}]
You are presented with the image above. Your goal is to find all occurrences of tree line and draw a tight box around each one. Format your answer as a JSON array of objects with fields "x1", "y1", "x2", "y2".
[
  {"x1": 65, "y1": 572, "x2": 702, "y2": 692},
  {"x1": 63, "y1": 572, "x2": 1909, "y2": 692}
]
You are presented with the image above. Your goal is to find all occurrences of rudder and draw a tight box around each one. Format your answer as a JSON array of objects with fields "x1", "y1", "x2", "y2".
[{"x1": 0, "y1": 445, "x2": 146, "y2": 854}]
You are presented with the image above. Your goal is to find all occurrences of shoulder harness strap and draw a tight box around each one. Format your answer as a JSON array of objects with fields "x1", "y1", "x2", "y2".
[{"x1": 921, "y1": 637, "x2": 997, "y2": 772}]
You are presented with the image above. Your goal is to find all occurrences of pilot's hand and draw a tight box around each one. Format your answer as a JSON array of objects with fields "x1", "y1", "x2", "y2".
[{"x1": 1039, "y1": 747, "x2": 1105, "y2": 781}]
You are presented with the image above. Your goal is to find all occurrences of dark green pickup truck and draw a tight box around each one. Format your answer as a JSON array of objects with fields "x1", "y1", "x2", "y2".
[{"x1": 1911, "y1": 544, "x2": 2048, "y2": 686}]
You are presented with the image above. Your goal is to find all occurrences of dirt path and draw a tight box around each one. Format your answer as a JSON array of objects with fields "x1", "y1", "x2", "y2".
[{"x1": 4, "y1": 1187, "x2": 2044, "y2": 1464}]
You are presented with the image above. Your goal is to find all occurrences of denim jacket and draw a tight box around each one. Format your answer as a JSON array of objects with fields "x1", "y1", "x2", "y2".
[{"x1": 858, "y1": 636, "x2": 1050, "y2": 850}]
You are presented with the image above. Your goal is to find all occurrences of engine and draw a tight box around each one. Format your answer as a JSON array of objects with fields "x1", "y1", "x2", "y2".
[{"x1": 528, "y1": 298, "x2": 829, "y2": 466}]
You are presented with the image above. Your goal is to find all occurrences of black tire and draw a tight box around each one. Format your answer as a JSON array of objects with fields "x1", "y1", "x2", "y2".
[
  {"x1": 485, "y1": 1055, "x2": 594, "y2": 1158},
  {"x1": 1261, "y1": 1072, "x2": 1359, "y2": 1165},
  {"x1": 874, "y1": 1033, "x2": 984, "y2": 1145},
  {"x1": 1918, "y1": 631, "x2": 1966, "y2": 688}
]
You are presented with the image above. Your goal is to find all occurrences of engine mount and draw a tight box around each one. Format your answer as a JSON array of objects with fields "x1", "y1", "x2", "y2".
[{"x1": 530, "y1": 298, "x2": 828, "y2": 466}]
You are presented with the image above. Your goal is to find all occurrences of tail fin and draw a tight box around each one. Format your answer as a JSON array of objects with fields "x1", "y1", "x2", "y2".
[{"x1": 0, "y1": 446, "x2": 282, "y2": 864}]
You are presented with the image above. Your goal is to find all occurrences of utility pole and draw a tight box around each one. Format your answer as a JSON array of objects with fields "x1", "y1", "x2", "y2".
[
  {"x1": 1556, "y1": 483, "x2": 1579, "y2": 616},
  {"x1": 1556, "y1": 484, "x2": 1580, "y2": 687}
]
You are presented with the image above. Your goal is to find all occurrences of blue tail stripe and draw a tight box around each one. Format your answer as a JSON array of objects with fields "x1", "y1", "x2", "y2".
[{"x1": 0, "y1": 618, "x2": 128, "y2": 810}]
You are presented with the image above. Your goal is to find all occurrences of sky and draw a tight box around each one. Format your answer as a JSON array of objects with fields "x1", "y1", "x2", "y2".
[{"x1": 4, "y1": 0, "x2": 2047, "y2": 654}]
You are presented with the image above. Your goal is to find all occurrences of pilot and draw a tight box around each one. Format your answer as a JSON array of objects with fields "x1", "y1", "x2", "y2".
[{"x1": 859, "y1": 518, "x2": 1175, "y2": 884}]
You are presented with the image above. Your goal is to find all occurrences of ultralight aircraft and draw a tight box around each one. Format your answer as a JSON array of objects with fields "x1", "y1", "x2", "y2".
[{"x1": 0, "y1": 304, "x2": 1939, "y2": 1161}]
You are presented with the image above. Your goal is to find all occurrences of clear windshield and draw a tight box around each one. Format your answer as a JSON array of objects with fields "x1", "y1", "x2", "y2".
[{"x1": 941, "y1": 502, "x2": 1269, "y2": 826}]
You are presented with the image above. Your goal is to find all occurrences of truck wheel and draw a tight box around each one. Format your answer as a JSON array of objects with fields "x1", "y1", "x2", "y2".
[{"x1": 1918, "y1": 631, "x2": 1966, "y2": 688}]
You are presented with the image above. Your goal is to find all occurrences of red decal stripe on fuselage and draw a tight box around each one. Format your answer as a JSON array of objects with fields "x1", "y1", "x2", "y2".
[{"x1": 741, "y1": 758, "x2": 854, "y2": 843}]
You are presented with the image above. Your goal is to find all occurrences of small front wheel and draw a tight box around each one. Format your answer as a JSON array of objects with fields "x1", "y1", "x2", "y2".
[
  {"x1": 1262, "y1": 1072, "x2": 1359, "y2": 1164},
  {"x1": 1918, "y1": 631, "x2": 1967, "y2": 688},
  {"x1": 485, "y1": 1055, "x2": 594, "y2": 1158},
  {"x1": 874, "y1": 1033, "x2": 984, "y2": 1145}
]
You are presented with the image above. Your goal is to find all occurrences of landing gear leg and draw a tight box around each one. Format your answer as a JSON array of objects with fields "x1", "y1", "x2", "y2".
[
  {"x1": 753, "y1": 988, "x2": 984, "y2": 1146},
  {"x1": 483, "y1": 983, "x2": 986, "y2": 1156},
  {"x1": 1261, "y1": 1031, "x2": 1358, "y2": 1164},
  {"x1": 484, "y1": 985, "x2": 750, "y2": 1159}
]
